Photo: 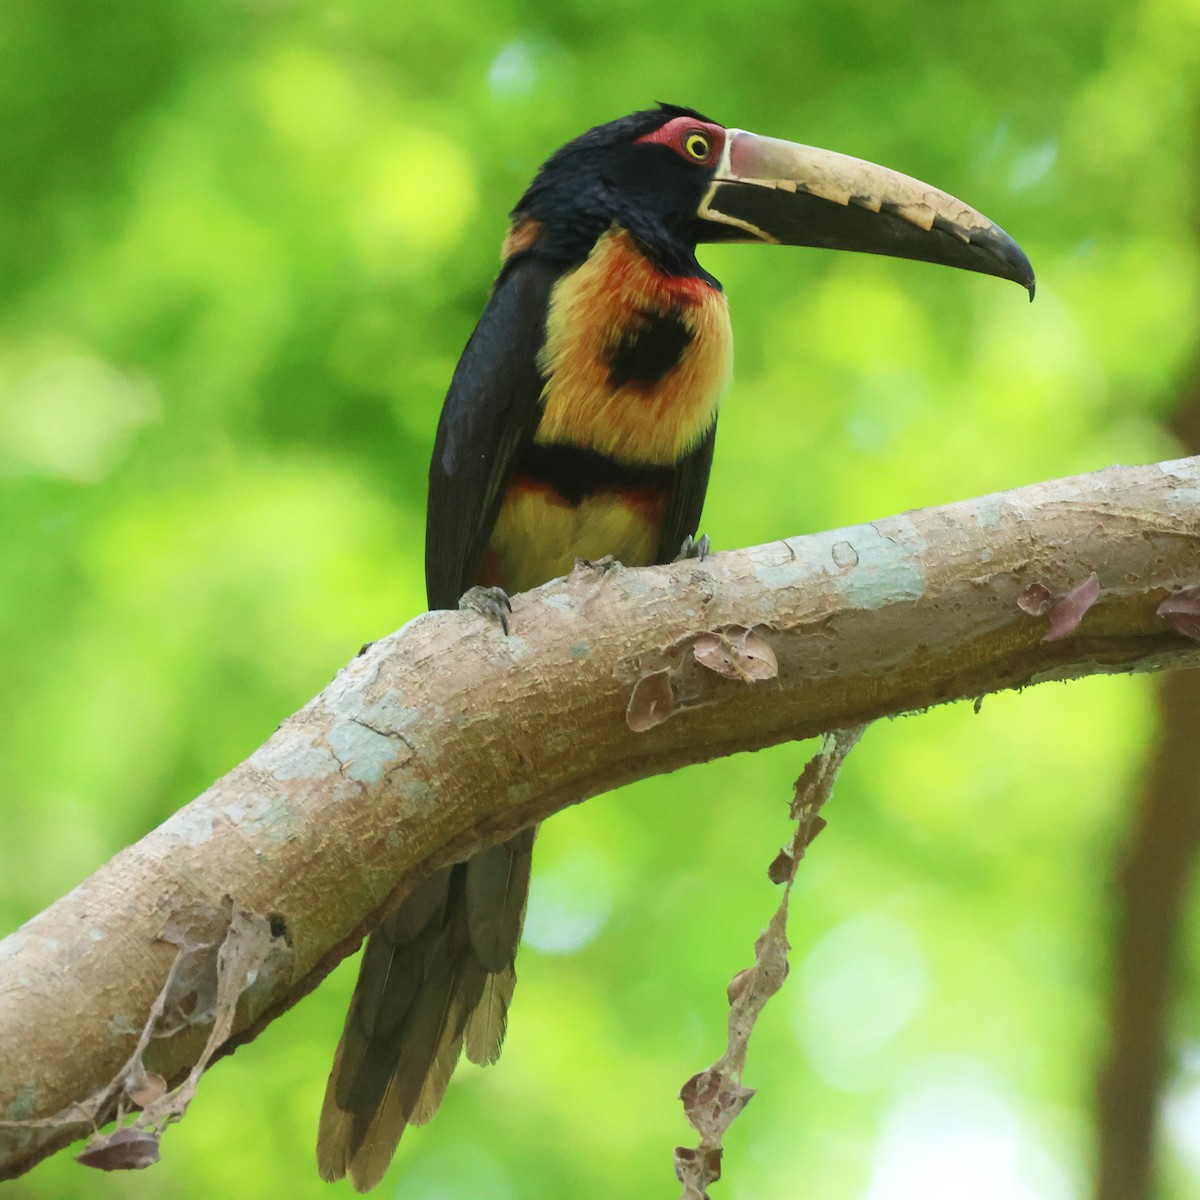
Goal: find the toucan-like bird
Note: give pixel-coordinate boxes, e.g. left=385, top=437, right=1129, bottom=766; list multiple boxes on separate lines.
left=317, top=104, right=1034, bottom=1190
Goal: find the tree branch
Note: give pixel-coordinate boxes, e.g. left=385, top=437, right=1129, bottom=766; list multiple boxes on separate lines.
left=2, top=455, right=1199, bottom=1180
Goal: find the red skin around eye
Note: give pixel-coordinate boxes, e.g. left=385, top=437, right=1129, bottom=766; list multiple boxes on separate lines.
left=634, top=117, right=725, bottom=167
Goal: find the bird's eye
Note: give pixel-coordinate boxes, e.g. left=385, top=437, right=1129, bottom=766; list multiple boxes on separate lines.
left=684, top=132, right=711, bottom=160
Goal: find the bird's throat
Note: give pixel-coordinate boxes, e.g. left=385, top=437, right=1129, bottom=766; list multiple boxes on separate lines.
left=535, top=227, right=731, bottom=466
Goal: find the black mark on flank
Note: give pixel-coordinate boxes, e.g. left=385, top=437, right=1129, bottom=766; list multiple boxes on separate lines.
left=607, top=307, right=693, bottom=388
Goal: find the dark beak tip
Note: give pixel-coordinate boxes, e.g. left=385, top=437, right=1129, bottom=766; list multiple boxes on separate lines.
left=1012, top=261, right=1036, bottom=300
left=975, top=223, right=1035, bottom=299
left=1017, top=264, right=1036, bottom=301
left=1011, top=247, right=1036, bottom=301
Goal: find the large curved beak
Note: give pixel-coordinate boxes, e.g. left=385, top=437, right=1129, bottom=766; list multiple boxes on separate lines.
left=699, top=130, right=1035, bottom=297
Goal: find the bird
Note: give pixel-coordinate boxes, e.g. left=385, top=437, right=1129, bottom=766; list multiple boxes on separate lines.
left=316, top=104, right=1034, bottom=1191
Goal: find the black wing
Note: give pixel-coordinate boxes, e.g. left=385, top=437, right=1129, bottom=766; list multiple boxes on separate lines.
left=655, top=419, right=717, bottom=563
left=425, top=256, right=557, bottom=610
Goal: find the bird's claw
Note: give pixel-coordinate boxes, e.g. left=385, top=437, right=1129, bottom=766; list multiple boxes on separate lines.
left=459, top=586, right=513, bottom=635
left=675, top=534, right=711, bottom=563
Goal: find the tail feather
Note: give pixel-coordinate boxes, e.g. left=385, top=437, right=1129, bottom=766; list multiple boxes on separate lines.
left=411, top=1029, right=466, bottom=1126
left=317, top=831, right=535, bottom=1190
left=333, top=867, right=452, bottom=1115
left=343, top=1076, right=405, bottom=1193
left=465, top=827, right=535, bottom=970
left=316, top=1039, right=354, bottom=1183
left=388, top=923, right=485, bottom=1121
left=465, top=965, right=517, bottom=1066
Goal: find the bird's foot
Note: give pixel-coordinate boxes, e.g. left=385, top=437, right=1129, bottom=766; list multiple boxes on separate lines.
left=459, top=586, right=513, bottom=635
left=675, top=534, right=711, bottom=563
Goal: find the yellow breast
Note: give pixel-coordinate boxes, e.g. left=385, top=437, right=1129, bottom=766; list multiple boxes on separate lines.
left=535, top=229, right=732, bottom=467
left=481, top=481, right=665, bottom=594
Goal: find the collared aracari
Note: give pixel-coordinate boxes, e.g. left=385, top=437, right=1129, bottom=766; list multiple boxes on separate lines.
left=317, top=104, right=1034, bottom=1190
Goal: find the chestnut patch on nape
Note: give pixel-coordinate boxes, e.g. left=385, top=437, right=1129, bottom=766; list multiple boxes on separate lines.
left=501, top=218, right=544, bottom=261
left=607, top=307, right=694, bottom=388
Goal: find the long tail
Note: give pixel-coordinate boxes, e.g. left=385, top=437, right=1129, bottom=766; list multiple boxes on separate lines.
left=317, top=829, right=535, bottom=1192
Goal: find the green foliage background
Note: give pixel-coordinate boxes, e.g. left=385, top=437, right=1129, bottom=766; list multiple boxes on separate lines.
left=2, top=0, right=1198, bottom=1196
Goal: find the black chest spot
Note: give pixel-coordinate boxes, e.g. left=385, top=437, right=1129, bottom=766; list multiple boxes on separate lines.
left=606, top=307, right=693, bottom=389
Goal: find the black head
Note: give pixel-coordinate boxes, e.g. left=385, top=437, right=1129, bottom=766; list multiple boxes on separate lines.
left=512, top=104, right=729, bottom=273
left=510, top=105, right=1035, bottom=295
